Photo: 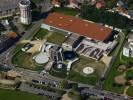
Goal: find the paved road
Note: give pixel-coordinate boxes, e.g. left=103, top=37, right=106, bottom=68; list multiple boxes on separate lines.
left=0, top=19, right=44, bottom=69
left=13, top=67, right=133, bottom=100
left=19, top=83, right=62, bottom=99
left=80, top=87, right=129, bottom=100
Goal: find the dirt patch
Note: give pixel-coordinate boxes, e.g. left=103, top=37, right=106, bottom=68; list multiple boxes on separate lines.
left=117, top=65, right=127, bottom=72
left=61, top=93, right=72, bottom=100
left=114, top=73, right=126, bottom=85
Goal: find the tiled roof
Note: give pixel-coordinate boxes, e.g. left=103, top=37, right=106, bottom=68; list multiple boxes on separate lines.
left=44, top=12, right=113, bottom=41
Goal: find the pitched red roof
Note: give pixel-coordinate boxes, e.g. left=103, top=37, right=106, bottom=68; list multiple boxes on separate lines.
left=44, top=13, right=113, bottom=41
left=7, top=32, right=17, bottom=38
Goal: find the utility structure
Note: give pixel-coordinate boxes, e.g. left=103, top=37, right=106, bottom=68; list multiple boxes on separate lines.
left=19, top=0, right=31, bottom=25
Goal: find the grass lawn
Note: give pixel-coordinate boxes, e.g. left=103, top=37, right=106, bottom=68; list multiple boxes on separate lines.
left=13, top=43, right=25, bottom=54
left=103, top=50, right=126, bottom=93
left=125, top=70, right=133, bottom=80
left=68, top=70, right=97, bottom=85
left=103, top=32, right=126, bottom=94
left=72, top=56, right=106, bottom=75
left=47, top=32, right=66, bottom=45
left=49, top=64, right=67, bottom=78
left=31, top=0, right=43, bottom=3
left=68, top=56, right=104, bottom=85
left=126, top=86, right=133, bottom=97
left=120, top=54, right=133, bottom=64
left=52, top=7, right=79, bottom=16
left=12, top=50, right=44, bottom=71
left=0, top=89, right=45, bottom=100
left=33, top=29, right=49, bottom=40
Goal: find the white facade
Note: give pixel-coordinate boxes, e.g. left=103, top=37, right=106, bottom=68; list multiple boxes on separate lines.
left=123, top=47, right=130, bottom=57
left=19, top=0, right=31, bottom=25
left=123, top=42, right=133, bottom=57
left=41, top=24, right=50, bottom=31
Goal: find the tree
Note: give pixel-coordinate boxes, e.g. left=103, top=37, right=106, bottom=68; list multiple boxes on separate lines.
left=59, top=79, right=68, bottom=89
left=80, top=5, right=132, bottom=29
left=72, top=83, right=78, bottom=91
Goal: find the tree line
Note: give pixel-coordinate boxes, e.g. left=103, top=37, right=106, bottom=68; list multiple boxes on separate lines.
left=80, top=5, right=133, bottom=29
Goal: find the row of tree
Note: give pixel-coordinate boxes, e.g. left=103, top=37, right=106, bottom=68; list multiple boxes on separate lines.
left=80, top=5, right=133, bottom=29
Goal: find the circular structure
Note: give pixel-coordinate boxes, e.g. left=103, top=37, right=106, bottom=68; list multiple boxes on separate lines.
left=83, top=67, right=94, bottom=75
left=19, top=0, right=31, bottom=25
left=34, top=52, right=49, bottom=64
left=63, top=51, right=77, bottom=60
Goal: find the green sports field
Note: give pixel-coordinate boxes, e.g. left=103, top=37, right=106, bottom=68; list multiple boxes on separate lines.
left=0, top=89, right=46, bottom=100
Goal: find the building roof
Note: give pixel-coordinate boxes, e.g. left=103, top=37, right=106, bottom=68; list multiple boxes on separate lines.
left=7, top=32, right=17, bottom=38
left=44, top=13, right=113, bottom=41
left=96, top=1, right=105, bottom=9
left=0, top=0, right=21, bottom=11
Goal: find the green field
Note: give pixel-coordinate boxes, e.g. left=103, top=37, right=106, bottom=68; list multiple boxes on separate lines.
left=47, top=32, right=66, bottom=45
left=67, top=56, right=106, bottom=85
left=0, top=89, right=45, bottom=100
left=33, top=29, right=49, bottom=40
left=103, top=49, right=126, bottom=93
left=12, top=51, right=44, bottom=71
left=49, top=64, right=67, bottom=78
left=120, top=53, right=133, bottom=64
left=127, top=86, right=133, bottom=97
left=126, top=70, right=133, bottom=80
left=103, top=32, right=126, bottom=94
left=53, top=7, right=79, bottom=16
left=31, top=0, right=43, bottom=3
left=13, top=43, right=25, bottom=54
left=68, top=70, right=97, bottom=85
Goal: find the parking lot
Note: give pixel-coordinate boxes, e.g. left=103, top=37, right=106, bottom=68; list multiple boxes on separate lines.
left=75, top=38, right=117, bottom=60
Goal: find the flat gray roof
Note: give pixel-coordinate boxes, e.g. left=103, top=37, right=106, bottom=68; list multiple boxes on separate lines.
left=0, top=0, right=21, bottom=11
left=128, top=33, right=133, bottom=40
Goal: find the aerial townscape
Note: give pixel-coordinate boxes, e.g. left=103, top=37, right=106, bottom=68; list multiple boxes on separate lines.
left=0, top=0, right=133, bottom=100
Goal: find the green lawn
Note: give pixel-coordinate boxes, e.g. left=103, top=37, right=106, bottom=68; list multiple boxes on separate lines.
left=47, top=32, right=66, bottom=45
left=120, top=54, right=133, bottom=64
left=49, top=65, right=67, bottom=78
left=12, top=51, right=35, bottom=69
left=68, top=56, right=101, bottom=85
left=103, top=33, right=126, bottom=93
left=12, top=51, right=44, bottom=71
left=103, top=48, right=126, bottom=93
left=68, top=70, right=97, bottom=85
left=33, top=29, right=49, bottom=40
left=52, top=7, right=79, bottom=16
left=126, top=70, right=133, bottom=80
left=127, top=86, right=133, bottom=97
left=0, top=89, right=45, bottom=100
left=13, top=43, right=25, bottom=54
left=31, top=0, right=43, bottom=3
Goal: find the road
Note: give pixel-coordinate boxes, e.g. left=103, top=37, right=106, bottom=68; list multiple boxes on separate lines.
left=12, top=67, right=133, bottom=100
left=0, top=19, right=44, bottom=69
left=80, top=87, right=129, bottom=100
left=19, top=82, right=62, bottom=99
